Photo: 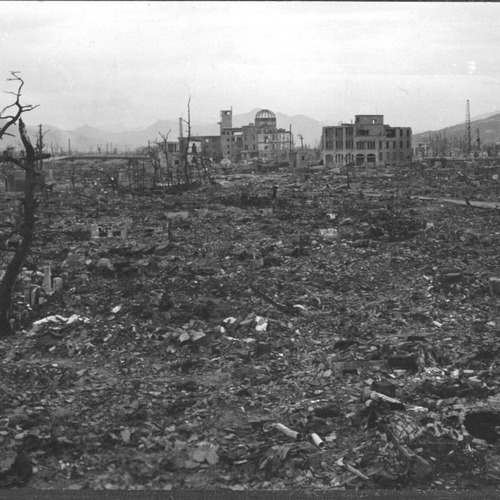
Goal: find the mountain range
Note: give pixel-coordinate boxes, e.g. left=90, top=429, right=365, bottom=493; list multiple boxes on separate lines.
left=0, top=109, right=329, bottom=154
left=412, top=112, right=500, bottom=145
left=1, top=109, right=500, bottom=154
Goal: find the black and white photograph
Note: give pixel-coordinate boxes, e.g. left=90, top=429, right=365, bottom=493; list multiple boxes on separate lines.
left=1, top=1, right=500, bottom=497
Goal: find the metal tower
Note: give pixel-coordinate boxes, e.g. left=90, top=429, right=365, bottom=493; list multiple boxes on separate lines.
left=466, top=100, right=471, bottom=155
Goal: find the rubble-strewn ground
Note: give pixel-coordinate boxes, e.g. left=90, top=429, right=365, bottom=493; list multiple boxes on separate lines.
left=2, top=162, right=500, bottom=492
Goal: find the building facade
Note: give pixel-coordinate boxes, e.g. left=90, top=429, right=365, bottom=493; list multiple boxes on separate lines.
left=197, top=136, right=221, bottom=162
left=178, top=138, right=203, bottom=164
left=241, top=109, right=293, bottom=162
left=219, top=109, right=243, bottom=161
left=293, top=148, right=320, bottom=169
left=321, top=115, right=412, bottom=167
left=219, top=108, right=293, bottom=163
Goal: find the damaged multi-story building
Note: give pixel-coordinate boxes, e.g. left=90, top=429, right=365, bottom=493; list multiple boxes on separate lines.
left=197, top=136, right=222, bottom=162
left=219, top=109, right=243, bottom=161
left=321, top=115, right=412, bottom=167
left=220, top=108, right=294, bottom=163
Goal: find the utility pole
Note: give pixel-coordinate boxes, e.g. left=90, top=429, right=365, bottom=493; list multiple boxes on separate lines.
left=298, top=134, right=304, bottom=150
left=465, top=100, right=471, bottom=155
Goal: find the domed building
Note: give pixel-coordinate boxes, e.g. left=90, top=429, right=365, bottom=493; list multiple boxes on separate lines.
left=255, top=109, right=277, bottom=130
left=219, top=108, right=293, bottom=162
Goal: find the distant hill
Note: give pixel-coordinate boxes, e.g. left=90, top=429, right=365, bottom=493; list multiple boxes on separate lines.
left=413, top=113, right=500, bottom=145
left=175, top=109, right=327, bottom=147
left=0, top=110, right=327, bottom=153
left=3, top=110, right=500, bottom=154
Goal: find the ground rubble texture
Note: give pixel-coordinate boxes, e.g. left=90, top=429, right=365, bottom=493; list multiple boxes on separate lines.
left=3, top=163, right=500, bottom=491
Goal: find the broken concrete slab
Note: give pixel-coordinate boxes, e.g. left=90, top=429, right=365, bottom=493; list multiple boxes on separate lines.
left=90, top=217, right=132, bottom=239
left=166, top=211, right=189, bottom=220
left=332, top=360, right=390, bottom=376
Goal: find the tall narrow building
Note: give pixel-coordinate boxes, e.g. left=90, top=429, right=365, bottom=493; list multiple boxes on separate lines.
left=219, top=109, right=242, bottom=161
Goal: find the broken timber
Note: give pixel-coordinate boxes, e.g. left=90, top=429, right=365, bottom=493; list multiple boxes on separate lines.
left=383, top=424, right=433, bottom=482
left=250, top=285, right=296, bottom=315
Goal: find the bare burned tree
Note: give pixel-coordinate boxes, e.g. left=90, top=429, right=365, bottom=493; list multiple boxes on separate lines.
left=158, top=129, right=172, bottom=186
left=35, top=124, right=48, bottom=166
left=36, top=124, right=56, bottom=196
left=146, top=140, right=162, bottom=187
left=0, top=72, right=49, bottom=335
left=180, top=97, right=192, bottom=186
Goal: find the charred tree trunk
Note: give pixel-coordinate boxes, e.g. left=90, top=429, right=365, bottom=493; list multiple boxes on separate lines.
left=182, top=97, right=192, bottom=186
left=0, top=119, right=38, bottom=335
left=158, top=130, right=171, bottom=186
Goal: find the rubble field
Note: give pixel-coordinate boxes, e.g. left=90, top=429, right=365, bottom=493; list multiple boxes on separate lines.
left=3, top=162, right=500, bottom=492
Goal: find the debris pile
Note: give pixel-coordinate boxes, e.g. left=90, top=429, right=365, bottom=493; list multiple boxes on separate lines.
left=1, top=162, right=500, bottom=490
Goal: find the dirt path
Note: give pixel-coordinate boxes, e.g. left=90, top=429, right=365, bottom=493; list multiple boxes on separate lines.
left=417, top=196, right=500, bottom=209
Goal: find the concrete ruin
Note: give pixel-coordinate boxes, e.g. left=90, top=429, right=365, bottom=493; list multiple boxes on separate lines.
left=90, top=217, right=132, bottom=239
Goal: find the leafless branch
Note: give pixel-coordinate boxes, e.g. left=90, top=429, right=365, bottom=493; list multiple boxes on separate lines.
left=0, top=72, right=39, bottom=140
left=1, top=152, right=26, bottom=170
left=0, top=120, right=49, bottom=171
left=158, top=129, right=171, bottom=143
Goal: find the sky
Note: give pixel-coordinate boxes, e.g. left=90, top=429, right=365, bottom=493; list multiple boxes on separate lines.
left=1, top=1, right=500, bottom=134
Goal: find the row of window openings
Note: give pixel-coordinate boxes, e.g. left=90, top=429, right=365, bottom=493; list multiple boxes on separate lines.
left=328, top=151, right=407, bottom=162
left=326, top=128, right=410, bottom=139
left=325, top=141, right=354, bottom=150
left=228, top=144, right=289, bottom=151
left=358, top=129, right=410, bottom=137
left=360, top=141, right=411, bottom=149
left=229, top=145, right=258, bottom=151
left=225, top=137, right=288, bottom=144
left=326, top=130, right=353, bottom=138
left=224, top=130, right=289, bottom=142
left=326, top=141, right=410, bottom=150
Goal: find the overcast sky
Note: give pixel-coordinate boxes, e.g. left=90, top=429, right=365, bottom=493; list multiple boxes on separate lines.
left=1, top=1, right=499, bottom=133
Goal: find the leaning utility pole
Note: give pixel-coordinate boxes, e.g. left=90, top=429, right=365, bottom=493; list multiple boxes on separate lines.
left=465, top=100, right=471, bottom=155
